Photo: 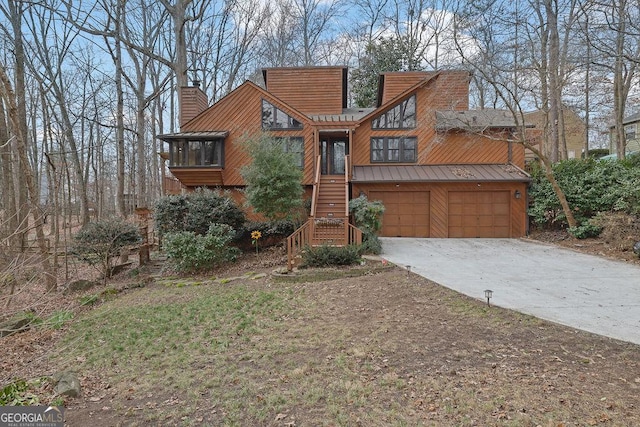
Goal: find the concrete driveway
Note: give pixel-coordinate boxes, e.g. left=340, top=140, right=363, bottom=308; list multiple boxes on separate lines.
left=380, top=238, right=640, bottom=346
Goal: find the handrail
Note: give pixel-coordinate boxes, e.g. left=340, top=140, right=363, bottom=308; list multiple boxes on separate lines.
left=310, top=155, right=322, bottom=217
left=344, top=154, right=350, bottom=217
left=287, top=220, right=312, bottom=270
left=347, top=223, right=363, bottom=246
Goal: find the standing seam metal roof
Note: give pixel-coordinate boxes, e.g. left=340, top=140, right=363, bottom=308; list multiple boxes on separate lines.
left=352, top=164, right=531, bottom=182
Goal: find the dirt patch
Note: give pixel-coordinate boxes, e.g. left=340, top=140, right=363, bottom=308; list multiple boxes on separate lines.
left=528, top=212, right=640, bottom=265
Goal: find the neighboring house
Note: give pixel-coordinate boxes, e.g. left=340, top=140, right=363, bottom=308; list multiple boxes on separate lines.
left=609, top=111, right=640, bottom=158
left=524, top=107, right=587, bottom=162
left=158, top=67, right=530, bottom=265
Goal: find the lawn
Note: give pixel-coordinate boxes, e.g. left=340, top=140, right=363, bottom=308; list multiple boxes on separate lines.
left=39, top=262, right=640, bottom=426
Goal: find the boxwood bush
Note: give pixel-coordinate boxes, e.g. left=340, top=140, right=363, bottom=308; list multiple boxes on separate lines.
left=300, top=244, right=361, bottom=268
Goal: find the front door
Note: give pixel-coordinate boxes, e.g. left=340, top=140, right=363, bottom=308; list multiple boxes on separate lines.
left=321, top=138, right=347, bottom=175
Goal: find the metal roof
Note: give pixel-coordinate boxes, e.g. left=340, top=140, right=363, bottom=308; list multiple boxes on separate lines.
left=310, top=108, right=375, bottom=122
left=352, top=164, right=531, bottom=183
left=157, top=131, right=229, bottom=141
left=435, top=110, right=529, bottom=131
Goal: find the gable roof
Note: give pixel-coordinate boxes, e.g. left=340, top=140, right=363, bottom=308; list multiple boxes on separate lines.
left=181, top=79, right=312, bottom=131
left=357, top=72, right=441, bottom=125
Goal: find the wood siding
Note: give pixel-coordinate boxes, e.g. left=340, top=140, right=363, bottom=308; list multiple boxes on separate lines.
left=354, top=182, right=527, bottom=238
left=264, top=67, right=345, bottom=115
left=179, top=86, right=208, bottom=127
left=181, top=82, right=315, bottom=186
left=170, top=168, right=223, bottom=187
left=380, top=72, right=435, bottom=105
left=352, top=77, right=524, bottom=169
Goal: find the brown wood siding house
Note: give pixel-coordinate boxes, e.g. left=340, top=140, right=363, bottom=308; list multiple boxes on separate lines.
left=159, top=67, right=530, bottom=246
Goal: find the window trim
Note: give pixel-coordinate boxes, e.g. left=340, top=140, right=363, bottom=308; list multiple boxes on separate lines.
left=372, top=95, right=417, bottom=130
left=261, top=99, right=303, bottom=130
left=370, top=136, right=417, bottom=163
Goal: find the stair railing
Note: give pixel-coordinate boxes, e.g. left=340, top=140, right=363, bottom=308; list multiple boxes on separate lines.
left=310, top=155, right=321, bottom=218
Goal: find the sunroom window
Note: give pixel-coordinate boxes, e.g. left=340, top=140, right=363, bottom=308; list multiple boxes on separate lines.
left=169, top=139, right=224, bottom=167
left=372, top=95, right=416, bottom=129
left=262, top=99, right=303, bottom=129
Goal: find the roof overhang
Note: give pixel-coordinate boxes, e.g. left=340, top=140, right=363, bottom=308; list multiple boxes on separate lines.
left=435, top=110, right=533, bottom=132
left=352, top=164, right=531, bottom=183
left=157, top=131, right=229, bottom=141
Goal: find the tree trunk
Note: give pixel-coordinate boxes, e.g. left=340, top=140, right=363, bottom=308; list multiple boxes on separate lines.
left=0, top=64, right=56, bottom=291
left=0, top=100, right=18, bottom=252
left=545, top=0, right=561, bottom=163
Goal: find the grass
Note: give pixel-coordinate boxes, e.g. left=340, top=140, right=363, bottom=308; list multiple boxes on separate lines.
left=47, top=268, right=640, bottom=426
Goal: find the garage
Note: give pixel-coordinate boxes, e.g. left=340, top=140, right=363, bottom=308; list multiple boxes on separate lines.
left=369, top=191, right=430, bottom=237
left=448, top=191, right=510, bottom=238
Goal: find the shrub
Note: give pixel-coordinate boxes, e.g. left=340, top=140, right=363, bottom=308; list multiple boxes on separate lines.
left=349, top=195, right=385, bottom=234
left=568, top=223, right=603, bottom=239
left=163, top=223, right=240, bottom=272
left=73, top=217, right=141, bottom=278
left=528, top=158, right=640, bottom=229
left=240, top=132, right=305, bottom=221
left=154, top=188, right=245, bottom=236
left=358, top=230, right=383, bottom=255
left=300, top=244, right=361, bottom=268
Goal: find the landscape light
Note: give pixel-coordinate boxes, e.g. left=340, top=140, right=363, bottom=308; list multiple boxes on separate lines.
left=484, top=289, right=493, bottom=307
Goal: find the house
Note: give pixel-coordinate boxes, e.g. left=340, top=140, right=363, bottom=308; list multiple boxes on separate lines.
left=158, top=67, right=530, bottom=267
left=609, top=111, right=640, bottom=158
left=524, top=107, right=587, bottom=162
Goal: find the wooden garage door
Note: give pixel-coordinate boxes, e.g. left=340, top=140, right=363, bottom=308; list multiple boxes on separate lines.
left=369, top=191, right=430, bottom=237
left=448, top=191, right=510, bottom=238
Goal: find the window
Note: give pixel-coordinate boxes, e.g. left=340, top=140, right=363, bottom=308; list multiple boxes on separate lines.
left=625, top=124, right=636, bottom=141
left=262, top=99, right=303, bottom=129
left=275, top=136, right=304, bottom=168
left=372, top=95, right=416, bottom=129
left=370, top=137, right=417, bottom=163
left=169, top=139, right=224, bottom=167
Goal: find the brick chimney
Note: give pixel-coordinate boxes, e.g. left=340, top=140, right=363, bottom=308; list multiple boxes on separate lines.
left=179, top=80, right=208, bottom=127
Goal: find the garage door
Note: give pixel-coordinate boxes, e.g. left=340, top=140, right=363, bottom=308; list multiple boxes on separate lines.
left=369, top=191, right=430, bottom=237
left=448, top=191, right=510, bottom=238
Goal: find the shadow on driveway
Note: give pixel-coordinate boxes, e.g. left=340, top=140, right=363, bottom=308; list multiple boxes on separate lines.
left=381, top=238, right=640, bottom=345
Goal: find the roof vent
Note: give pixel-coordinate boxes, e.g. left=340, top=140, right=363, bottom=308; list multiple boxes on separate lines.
left=192, top=79, right=201, bottom=88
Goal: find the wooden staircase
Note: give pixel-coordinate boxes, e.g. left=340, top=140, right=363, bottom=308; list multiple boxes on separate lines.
left=287, top=155, right=363, bottom=270
left=315, top=176, right=346, bottom=219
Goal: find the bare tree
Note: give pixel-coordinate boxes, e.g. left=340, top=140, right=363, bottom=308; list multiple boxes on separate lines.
left=452, top=2, right=578, bottom=228
left=23, top=1, right=92, bottom=225
left=0, top=63, right=56, bottom=291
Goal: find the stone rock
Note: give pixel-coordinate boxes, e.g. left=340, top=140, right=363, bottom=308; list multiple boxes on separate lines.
left=64, top=279, right=100, bottom=295
left=0, top=313, right=32, bottom=338
left=634, top=241, right=640, bottom=257
left=53, top=371, right=81, bottom=397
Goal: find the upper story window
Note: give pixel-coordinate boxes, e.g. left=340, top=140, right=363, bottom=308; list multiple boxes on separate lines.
left=371, top=137, right=417, bottom=163
left=372, top=95, right=416, bottom=129
left=275, top=136, right=304, bottom=168
left=169, top=139, right=224, bottom=167
left=262, top=99, right=303, bottom=129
